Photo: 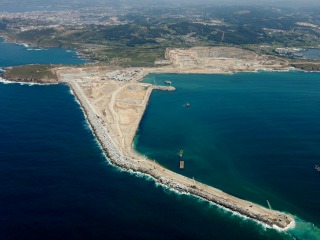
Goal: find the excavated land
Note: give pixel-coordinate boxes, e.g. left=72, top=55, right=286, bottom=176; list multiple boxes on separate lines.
left=150, top=46, right=291, bottom=73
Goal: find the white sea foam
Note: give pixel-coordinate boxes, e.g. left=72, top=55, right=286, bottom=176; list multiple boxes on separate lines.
left=68, top=87, right=75, bottom=96
left=69, top=89, right=94, bottom=131
left=188, top=190, right=283, bottom=231
left=0, top=77, right=12, bottom=84
left=81, top=131, right=297, bottom=233
left=68, top=86, right=109, bottom=164
left=106, top=153, right=297, bottom=232
left=134, top=169, right=284, bottom=232
left=0, top=77, right=58, bottom=86
left=287, top=216, right=320, bottom=240
left=100, top=151, right=296, bottom=232
left=15, top=42, right=29, bottom=47
left=27, top=48, right=47, bottom=51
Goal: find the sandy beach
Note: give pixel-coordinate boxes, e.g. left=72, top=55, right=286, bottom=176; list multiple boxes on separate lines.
left=54, top=47, right=296, bottom=229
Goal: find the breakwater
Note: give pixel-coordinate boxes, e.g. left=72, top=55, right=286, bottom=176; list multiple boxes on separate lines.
left=65, top=79, right=295, bottom=230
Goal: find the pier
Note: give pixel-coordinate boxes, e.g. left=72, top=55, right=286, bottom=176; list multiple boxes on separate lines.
left=62, top=73, right=295, bottom=230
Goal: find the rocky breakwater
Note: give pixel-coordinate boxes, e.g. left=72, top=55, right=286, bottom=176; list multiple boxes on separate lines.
left=153, top=173, right=294, bottom=229
left=153, top=85, right=176, bottom=91
left=66, top=80, right=141, bottom=170
left=66, top=79, right=295, bottom=230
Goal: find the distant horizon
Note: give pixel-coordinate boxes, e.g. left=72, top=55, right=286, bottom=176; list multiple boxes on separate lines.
left=0, top=0, right=319, bottom=11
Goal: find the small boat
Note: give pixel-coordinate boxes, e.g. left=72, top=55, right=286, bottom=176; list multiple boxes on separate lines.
left=164, top=80, right=172, bottom=84
left=315, top=165, right=320, bottom=172
left=179, top=149, right=183, bottom=157
left=185, top=103, right=191, bottom=107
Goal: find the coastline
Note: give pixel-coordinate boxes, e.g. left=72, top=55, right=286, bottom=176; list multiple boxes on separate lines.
left=0, top=35, right=30, bottom=47
left=0, top=76, right=59, bottom=86
left=0, top=36, right=93, bottom=64
left=63, top=77, right=295, bottom=230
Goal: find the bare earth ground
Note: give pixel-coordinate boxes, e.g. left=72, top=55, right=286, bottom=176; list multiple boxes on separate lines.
left=55, top=47, right=295, bottom=229
left=151, top=47, right=291, bottom=73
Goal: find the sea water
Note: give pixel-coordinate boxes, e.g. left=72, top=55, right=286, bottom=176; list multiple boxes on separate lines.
left=0, top=83, right=296, bottom=240
left=0, top=37, right=86, bottom=67
left=136, top=72, right=320, bottom=239
left=0, top=39, right=319, bottom=239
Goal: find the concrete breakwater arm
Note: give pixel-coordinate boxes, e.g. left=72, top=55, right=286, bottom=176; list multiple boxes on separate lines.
left=65, top=79, right=294, bottom=230
left=152, top=85, right=176, bottom=91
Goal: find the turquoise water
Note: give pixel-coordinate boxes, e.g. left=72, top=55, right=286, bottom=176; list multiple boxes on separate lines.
left=136, top=72, right=320, bottom=239
left=0, top=37, right=319, bottom=239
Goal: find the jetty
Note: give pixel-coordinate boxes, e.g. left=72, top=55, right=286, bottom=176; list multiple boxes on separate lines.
left=153, top=85, right=175, bottom=91
left=55, top=65, right=295, bottom=230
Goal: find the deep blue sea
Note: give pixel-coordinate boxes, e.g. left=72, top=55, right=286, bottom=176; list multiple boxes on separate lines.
left=0, top=39, right=319, bottom=240
left=0, top=38, right=86, bottom=68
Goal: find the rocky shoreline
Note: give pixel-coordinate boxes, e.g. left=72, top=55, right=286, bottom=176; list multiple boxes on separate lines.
left=0, top=65, right=59, bottom=84
left=0, top=74, right=57, bottom=84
